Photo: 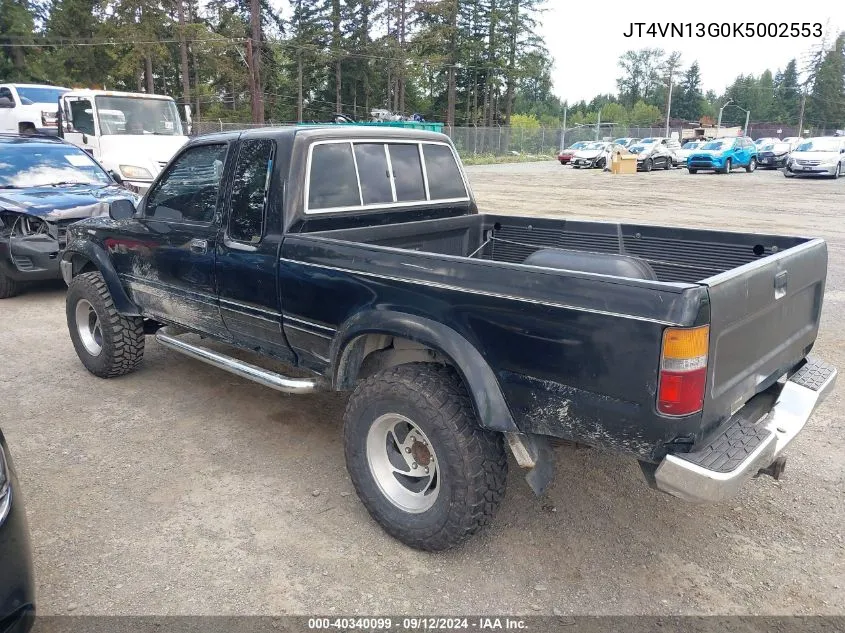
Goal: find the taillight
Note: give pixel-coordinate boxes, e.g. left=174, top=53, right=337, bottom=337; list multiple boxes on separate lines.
left=657, top=325, right=709, bottom=416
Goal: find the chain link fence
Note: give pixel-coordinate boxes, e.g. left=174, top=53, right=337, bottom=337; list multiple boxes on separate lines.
left=191, top=120, right=844, bottom=158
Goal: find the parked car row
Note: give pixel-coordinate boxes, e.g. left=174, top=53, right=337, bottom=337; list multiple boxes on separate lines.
left=560, top=134, right=845, bottom=179
left=559, top=137, right=683, bottom=172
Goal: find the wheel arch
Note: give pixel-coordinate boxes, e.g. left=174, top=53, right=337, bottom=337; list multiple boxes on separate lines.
left=62, top=244, right=141, bottom=316
left=332, top=310, right=519, bottom=433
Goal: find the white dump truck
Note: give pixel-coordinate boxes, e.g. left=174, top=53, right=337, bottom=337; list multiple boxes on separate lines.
left=58, top=89, right=191, bottom=193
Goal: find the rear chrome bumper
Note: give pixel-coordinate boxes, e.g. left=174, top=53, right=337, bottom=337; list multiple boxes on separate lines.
left=655, top=358, right=837, bottom=503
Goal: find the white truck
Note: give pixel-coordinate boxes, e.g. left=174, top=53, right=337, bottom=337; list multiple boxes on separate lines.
left=57, top=89, right=191, bottom=193
left=0, top=83, right=69, bottom=134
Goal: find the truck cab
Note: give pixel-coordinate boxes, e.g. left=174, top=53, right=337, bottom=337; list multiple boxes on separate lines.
left=0, top=84, right=69, bottom=135
left=58, top=90, right=190, bottom=193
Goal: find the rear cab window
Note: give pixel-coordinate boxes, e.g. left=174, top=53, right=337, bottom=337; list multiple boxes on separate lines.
left=306, top=139, right=468, bottom=213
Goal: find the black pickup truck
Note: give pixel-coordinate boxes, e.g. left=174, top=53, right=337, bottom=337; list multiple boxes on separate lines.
left=60, top=127, right=836, bottom=551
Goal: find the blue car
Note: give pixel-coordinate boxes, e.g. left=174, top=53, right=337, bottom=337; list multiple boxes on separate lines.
left=687, top=136, right=758, bottom=174
left=0, top=134, right=138, bottom=298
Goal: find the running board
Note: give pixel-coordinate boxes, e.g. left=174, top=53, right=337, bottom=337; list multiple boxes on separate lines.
left=154, top=327, right=323, bottom=395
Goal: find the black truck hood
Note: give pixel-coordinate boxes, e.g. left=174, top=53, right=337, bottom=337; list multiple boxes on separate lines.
left=0, top=185, right=138, bottom=221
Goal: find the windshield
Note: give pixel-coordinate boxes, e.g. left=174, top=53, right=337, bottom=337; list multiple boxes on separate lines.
left=612, top=138, right=629, bottom=145
left=795, top=138, right=841, bottom=153
left=568, top=142, right=587, bottom=150
left=15, top=86, right=68, bottom=105
left=682, top=141, right=700, bottom=149
left=702, top=140, right=731, bottom=151
left=0, top=143, right=110, bottom=188
left=629, top=145, right=647, bottom=154
left=640, top=138, right=657, bottom=144
left=95, top=96, right=184, bottom=136
left=583, top=142, right=606, bottom=150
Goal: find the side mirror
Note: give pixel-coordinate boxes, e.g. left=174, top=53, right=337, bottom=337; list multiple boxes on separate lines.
left=81, top=133, right=88, bottom=144
left=108, top=169, right=123, bottom=184
left=109, top=198, right=136, bottom=221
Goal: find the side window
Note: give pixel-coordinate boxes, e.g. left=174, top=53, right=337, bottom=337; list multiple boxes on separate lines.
left=146, top=144, right=227, bottom=223
left=68, top=99, right=95, bottom=135
left=228, top=139, right=274, bottom=243
left=423, top=144, right=467, bottom=200
left=354, top=144, right=392, bottom=205
left=388, top=144, right=426, bottom=202
left=0, top=87, right=14, bottom=105
left=308, top=143, right=360, bottom=210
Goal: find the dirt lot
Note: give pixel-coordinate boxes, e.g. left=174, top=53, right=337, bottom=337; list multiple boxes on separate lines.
left=2, top=163, right=844, bottom=616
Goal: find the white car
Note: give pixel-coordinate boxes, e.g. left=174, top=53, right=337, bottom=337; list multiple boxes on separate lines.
left=784, top=137, right=845, bottom=178
left=676, top=140, right=704, bottom=166
left=0, top=83, right=69, bottom=135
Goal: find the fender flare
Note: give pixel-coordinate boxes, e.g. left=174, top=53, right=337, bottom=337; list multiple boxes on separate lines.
left=62, top=243, right=141, bottom=316
left=332, top=310, right=519, bottom=433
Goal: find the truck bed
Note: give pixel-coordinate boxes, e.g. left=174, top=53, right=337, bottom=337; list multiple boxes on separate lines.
left=286, top=213, right=825, bottom=460
left=305, top=213, right=810, bottom=284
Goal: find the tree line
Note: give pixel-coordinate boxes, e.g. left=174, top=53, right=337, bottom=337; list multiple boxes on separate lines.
left=0, top=0, right=565, bottom=126
left=1, top=0, right=843, bottom=132
left=565, top=34, right=845, bottom=132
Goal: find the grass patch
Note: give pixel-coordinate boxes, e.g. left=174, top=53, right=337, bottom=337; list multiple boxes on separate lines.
left=460, top=153, right=555, bottom=165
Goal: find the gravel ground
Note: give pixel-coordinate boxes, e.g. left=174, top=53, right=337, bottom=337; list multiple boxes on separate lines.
left=1, top=162, right=843, bottom=616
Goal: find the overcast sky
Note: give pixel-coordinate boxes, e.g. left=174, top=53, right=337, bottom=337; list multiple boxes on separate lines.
left=539, top=0, right=845, bottom=103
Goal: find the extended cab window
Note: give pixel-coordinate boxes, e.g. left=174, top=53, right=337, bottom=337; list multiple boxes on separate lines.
left=354, top=144, right=392, bottom=205
left=145, top=143, right=227, bottom=223
left=228, top=139, right=274, bottom=243
left=308, top=143, right=360, bottom=210
left=388, top=144, right=426, bottom=202
left=423, top=144, right=467, bottom=200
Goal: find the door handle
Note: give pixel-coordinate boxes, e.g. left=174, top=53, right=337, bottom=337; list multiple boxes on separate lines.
left=189, top=238, right=208, bottom=254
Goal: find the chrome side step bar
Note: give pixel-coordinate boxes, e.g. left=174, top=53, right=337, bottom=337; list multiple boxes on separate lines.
left=154, top=327, right=322, bottom=395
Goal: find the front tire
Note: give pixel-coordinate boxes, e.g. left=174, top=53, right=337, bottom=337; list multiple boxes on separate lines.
left=746, top=157, right=757, bottom=173
left=663, top=157, right=671, bottom=170
left=0, top=271, right=22, bottom=299
left=720, top=158, right=732, bottom=174
left=66, top=271, right=145, bottom=378
left=833, top=163, right=841, bottom=179
left=688, top=168, right=698, bottom=174
left=344, top=363, right=508, bottom=551
left=643, top=158, right=653, bottom=172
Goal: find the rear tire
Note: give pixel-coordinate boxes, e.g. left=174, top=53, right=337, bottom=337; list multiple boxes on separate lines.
left=0, top=271, right=22, bottom=299
left=663, top=157, right=671, bottom=170
left=66, top=271, right=145, bottom=378
left=344, top=363, right=508, bottom=551
left=688, top=168, right=698, bottom=174
left=833, top=163, right=841, bottom=179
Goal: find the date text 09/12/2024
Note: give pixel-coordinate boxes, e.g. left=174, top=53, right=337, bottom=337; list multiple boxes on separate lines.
left=307, top=617, right=529, bottom=630
left=623, top=22, right=823, bottom=38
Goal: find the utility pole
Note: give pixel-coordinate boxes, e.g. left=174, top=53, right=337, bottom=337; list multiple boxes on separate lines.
left=716, top=99, right=731, bottom=137
left=596, top=108, right=601, bottom=141
left=664, top=75, right=673, bottom=137
left=797, top=91, right=807, bottom=136
left=743, top=109, right=750, bottom=137
left=560, top=106, right=567, bottom=151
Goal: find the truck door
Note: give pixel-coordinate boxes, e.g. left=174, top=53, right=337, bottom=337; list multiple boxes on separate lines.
left=0, top=87, right=16, bottom=132
left=60, top=95, right=100, bottom=158
left=117, top=141, right=230, bottom=337
left=216, top=137, right=294, bottom=363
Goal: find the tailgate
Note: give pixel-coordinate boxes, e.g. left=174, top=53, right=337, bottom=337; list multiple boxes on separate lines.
left=702, top=239, right=827, bottom=423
